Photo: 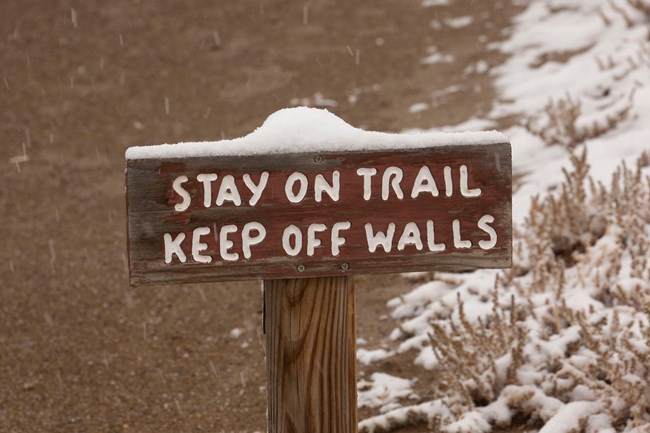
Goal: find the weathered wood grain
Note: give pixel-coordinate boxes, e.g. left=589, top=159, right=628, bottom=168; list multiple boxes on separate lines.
left=126, top=143, right=512, bottom=285
left=264, top=276, right=356, bottom=433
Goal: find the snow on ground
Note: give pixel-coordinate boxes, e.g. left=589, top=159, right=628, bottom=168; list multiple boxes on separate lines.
left=422, top=0, right=451, bottom=7
left=358, top=348, right=396, bottom=366
left=421, top=47, right=455, bottom=65
left=360, top=0, right=650, bottom=432
left=409, top=102, right=430, bottom=114
left=491, top=0, right=650, bottom=221
left=358, top=373, right=418, bottom=413
left=444, top=16, right=474, bottom=29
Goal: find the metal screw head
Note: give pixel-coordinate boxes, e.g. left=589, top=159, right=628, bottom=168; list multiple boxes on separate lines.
left=340, top=262, right=349, bottom=271
left=314, top=155, right=323, bottom=163
left=297, top=264, right=306, bottom=272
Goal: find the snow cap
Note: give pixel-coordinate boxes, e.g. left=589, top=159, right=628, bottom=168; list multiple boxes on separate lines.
left=125, top=107, right=508, bottom=159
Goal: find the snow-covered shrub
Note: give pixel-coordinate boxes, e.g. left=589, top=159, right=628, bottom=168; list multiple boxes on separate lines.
left=523, top=150, right=604, bottom=267
left=360, top=152, right=650, bottom=433
left=427, top=290, right=527, bottom=411
left=523, top=94, right=632, bottom=150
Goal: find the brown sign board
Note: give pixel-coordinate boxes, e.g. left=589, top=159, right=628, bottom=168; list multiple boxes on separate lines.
left=126, top=143, right=511, bottom=286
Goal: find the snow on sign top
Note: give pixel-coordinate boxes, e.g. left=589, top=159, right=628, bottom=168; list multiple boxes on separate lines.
left=125, top=107, right=508, bottom=159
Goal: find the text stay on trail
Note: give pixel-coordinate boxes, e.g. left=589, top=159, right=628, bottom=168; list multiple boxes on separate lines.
left=126, top=143, right=511, bottom=286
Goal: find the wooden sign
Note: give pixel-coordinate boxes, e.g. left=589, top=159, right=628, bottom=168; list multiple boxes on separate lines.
left=126, top=143, right=511, bottom=286
left=125, top=115, right=512, bottom=433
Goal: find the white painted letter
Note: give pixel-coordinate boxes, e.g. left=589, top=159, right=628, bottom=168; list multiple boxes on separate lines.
left=365, top=223, right=396, bottom=253
left=382, top=167, right=404, bottom=200
left=243, top=172, right=269, bottom=206
left=307, top=223, right=327, bottom=256
left=242, top=222, right=266, bottom=259
left=282, top=225, right=302, bottom=256
left=356, top=168, right=377, bottom=200
left=331, top=222, right=351, bottom=256
left=172, top=175, right=191, bottom=212
left=452, top=219, right=472, bottom=248
left=478, top=215, right=497, bottom=250
left=219, top=224, right=239, bottom=261
left=216, top=175, right=242, bottom=206
left=192, top=227, right=212, bottom=263
left=444, top=166, right=453, bottom=197
left=398, top=222, right=424, bottom=251
left=411, top=166, right=439, bottom=198
left=197, top=173, right=218, bottom=208
left=164, top=232, right=187, bottom=263
left=285, top=172, right=308, bottom=203
left=315, top=171, right=340, bottom=202
left=460, top=165, right=481, bottom=197
left=426, top=220, right=446, bottom=252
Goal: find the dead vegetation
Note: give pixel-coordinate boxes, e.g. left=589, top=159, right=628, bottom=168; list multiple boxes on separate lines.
left=428, top=289, right=527, bottom=414
left=522, top=94, right=632, bottom=150
left=360, top=1, right=650, bottom=430
left=435, top=151, right=650, bottom=431
left=575, top=307, right=650, bottom=430
left=365, top=151, right=650, bottom=432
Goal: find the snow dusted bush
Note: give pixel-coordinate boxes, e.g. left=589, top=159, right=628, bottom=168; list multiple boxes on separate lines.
left=427, top=289, right=527, bottom=412
left=359, top=0, right=650, bottom=431
left=360, top=152, right=650, bottom=433
left=523, top=94, right=632, bottom=150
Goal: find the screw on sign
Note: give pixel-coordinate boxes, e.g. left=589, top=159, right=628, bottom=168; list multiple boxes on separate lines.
left=125, top=108, right=512, bottom=433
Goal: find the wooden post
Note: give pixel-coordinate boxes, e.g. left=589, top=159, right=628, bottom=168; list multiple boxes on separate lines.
left=264, top=276, right=357, bottom=433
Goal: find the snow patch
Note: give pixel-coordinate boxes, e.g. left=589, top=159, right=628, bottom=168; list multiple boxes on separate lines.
left=422, top=0, right=450, bottom=7
left=358, top=373, right=416, bottom=413
left=445, top=16, right=474, bottom=29
left=357, top=348, right=394, bottom=365
left=409, top=102, right=429, bottom=114
left=421, top=48, right=454, bottom=64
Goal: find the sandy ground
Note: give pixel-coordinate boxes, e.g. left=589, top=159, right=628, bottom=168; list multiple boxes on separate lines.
left=1, top=1, right=517, bottom=431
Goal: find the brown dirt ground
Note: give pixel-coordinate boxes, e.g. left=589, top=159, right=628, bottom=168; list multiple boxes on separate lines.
left=1, top=0, right=519, bottom=431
